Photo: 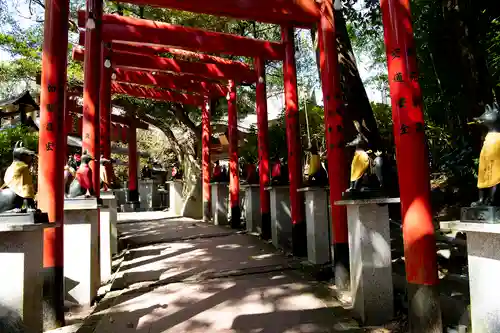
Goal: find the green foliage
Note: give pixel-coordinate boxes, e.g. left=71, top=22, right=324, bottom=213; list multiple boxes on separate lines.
left=0, top=125, right=38, bottom=172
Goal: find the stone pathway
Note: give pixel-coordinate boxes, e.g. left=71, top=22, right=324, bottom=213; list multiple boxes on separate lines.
left=66, top=212, right=376, bottom=333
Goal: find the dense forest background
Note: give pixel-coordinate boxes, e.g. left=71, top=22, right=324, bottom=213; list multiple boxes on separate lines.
left=1, top=0, right=499, bottom=217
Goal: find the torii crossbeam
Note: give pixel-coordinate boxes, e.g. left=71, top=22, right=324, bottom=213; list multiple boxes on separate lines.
left=72, top=47, right=257, bottom=84
left=77, top=12, right=284, bottom=60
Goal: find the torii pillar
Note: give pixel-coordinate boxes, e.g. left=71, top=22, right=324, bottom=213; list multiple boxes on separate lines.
left=381, top=0, right=441, bottom=331
left=255, top=57, right=271, bottom=240
left=100, top=43, right=112, bottom=172
left=39, top=0, right=69, bottom=328
left=281, top=25, right=306, bottom=256
left=202, top=97, right=211, bottom=222
left=228, top=80, right=241, bottom=228
left=82, top=0, right=102, bottom=196
left=318, top=0, right=350, bottom=289
left=128, top=123, right=139, bottom=203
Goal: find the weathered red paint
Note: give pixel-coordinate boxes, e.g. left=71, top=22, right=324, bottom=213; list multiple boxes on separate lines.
left=82, top=0, right=102, bottom=196
left=381, top=0, right=438, bottom=286
left=72, top=47, right=256, bottom=84
left=79, top=30, right=253, bottom=69
left=202, top=97, right=211, bottom=208
left=111, top=82, right=204, bottom=105
left=111, top=124, right=120, bottom=142
left=76, top=12, right=285, bottom=60
left=227, top=80, right=239, bottom=212
left=100, top=44, right=112, bottom=159
left=255, top=58, right=270, bottom=217
left=68, top=106, right=149, bottom=130
left=318, top=2, right=348, bottom=245
left=281, top=26, right=304, bottom=227
left=113, top=69, right=227, bottom=98
left=107, top=0, right=319, bottom=26
left=40, top=0, right=69, bottom=272
left=40, top=0, right=69, bottom=326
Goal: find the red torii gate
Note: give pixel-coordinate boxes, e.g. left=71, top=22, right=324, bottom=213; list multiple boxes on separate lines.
left=73, top=40, right=252, bottom=229
left=40, top=1, right=440, bottom=331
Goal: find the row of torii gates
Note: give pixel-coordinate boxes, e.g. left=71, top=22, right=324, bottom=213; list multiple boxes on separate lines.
left=39, top=0, right=440, bottom=331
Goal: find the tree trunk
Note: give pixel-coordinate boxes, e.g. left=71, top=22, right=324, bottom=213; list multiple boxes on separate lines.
left=311, top=9, right=382, bottom=149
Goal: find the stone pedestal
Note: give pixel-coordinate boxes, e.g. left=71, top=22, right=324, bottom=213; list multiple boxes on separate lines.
left=298, top=187, right=330, bottom=265
left=113, top=189, right=127, bottom=210
left=266, top=186, right=292, bottom=252
left=335, top=197, right=399, bottom=325
left=167, top=181, right=183, bottom=216
left=99, top=192, right=118, bottom=283
left=63, top=198, right=99, bottom=305
left=242, top=184, right=260, bottom=234
left=440, top=220, right=500, bottom=333
left=211, top=182, right=229, bottom=226
left=139, top=179, right=161, bottom=211
left=0, top=216, right=55, bottom=333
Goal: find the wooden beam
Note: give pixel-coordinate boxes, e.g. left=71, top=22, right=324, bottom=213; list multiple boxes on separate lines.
left=77, top=12, right=285, bottom=60
left=79, top=30, right=252, bottom=69
left=113, top=69, right=227, bottom=98
left=73, top=47, right=257, bottom=83
left=111, top=82, right=204, bottom=106
left=69, top=106, right=149, bottom=129
left=105, top=0, right=319, bottom=26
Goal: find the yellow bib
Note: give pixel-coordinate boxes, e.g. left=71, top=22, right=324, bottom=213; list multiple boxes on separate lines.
left=478, top=132, right=500, bottom=189
left=3, top=161, right=35, bottom=198
left=309, top=154, right=321, bottom=175
left=350, top=150, right=370, bottom=182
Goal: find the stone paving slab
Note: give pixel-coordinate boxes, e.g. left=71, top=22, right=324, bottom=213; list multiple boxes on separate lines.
left=111, top=232, right=294, bottom=290
left=83, top=272, right=364, bottom=333
left=118, top=216, right=241, bottom=246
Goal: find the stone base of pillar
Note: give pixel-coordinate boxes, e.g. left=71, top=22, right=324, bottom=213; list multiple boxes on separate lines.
left=242, top=185, right=261, bottom=234
left=440, top=220, right=500, bottom=333
left=101, top=192, right=118, bottom=255
left=211, top=183, right=229, bottom=226
left=63, top=198, right=100, bottom=306
left=203, top=200, right=211, bottom=222
left=266, top=186, right=292, bottom=253
left=139, top=180, right=162, bottom=211
left=336, top=197, right=399, bottom=325
left=0, top=217, right=56, bottom=333
left=167, top=181, right=183, bottom=216
left=299, top=187, right=330, bottom=264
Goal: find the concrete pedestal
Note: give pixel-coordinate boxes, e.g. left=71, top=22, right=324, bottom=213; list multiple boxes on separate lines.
left=266, top=186, right=292, bottom=252
left=298, top=187, right=330, bottom=265
left=113, top=189, right=127, bottom=211
left=335, top=197, right=399, bottom=325
left=139, top=179, right=162, bottom=211
left=0, top=216, right=55, bottom=333
left=167, top=181, right=183, bottom=216
left=242, top=184, right=260, bottom=234
left=63, top=198, right=99, bottom=305
left=99, top=192, right=118, bottom=283
left=211, top=182, right=229, bottom=226
left=440, top=220, right=500, bottom=333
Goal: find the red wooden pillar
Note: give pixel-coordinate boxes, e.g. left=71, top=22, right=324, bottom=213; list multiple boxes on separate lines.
left=281, top=25, right=306, bottom=256
left=82, top=0, right=102, bottom=197
left=318, top=1, right=350, bottom=289
left=202, top=97, right=211, bottom=222
left=380, top=0, right=441, bottom=331
left=128, top=124, right=139, bottom=202
left=39, top=0, right=69, bottom=328
left=100, top=43, right=112, bottom=190
left=255, top=57, right=271, bottom=240
left=228, top=80, right=241, bottom=228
